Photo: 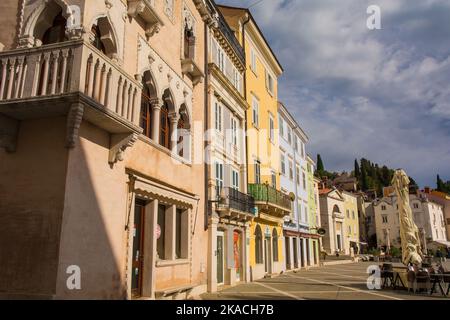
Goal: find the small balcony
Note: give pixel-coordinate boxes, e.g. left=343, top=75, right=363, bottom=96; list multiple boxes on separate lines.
left=0, top=39, right=142, bottom=161
left=248, top=184, right=292, bottom=218
left=216, top=187, right=256, bottom=221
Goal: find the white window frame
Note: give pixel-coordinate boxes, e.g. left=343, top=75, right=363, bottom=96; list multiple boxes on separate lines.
left=302, top=171, right=306, bottom=190
left=232, top=169, right=239, bottom=191
left=215, top=161, right=224, bottom=191
left=269, top=115, right=274, bottom=142
left=287, top=127, right=292, bottom=144
left=280, top=152, right=286, bottom=175
left=250, top=48, right=257, bottom=75
left=252, top=96, right=259, bottom=127
left=271, top=170, right=277, bottom=188
left=279, top=115, right=284, bottom=138
left=231, top=117, right=238, bottom=146
left=266, top=70, right=274, bottom=95
left=289, top=159, right=294, bottom=181
left=255, top=160, right=261, bottom=184
left=215, top=101, right=222, bottom=132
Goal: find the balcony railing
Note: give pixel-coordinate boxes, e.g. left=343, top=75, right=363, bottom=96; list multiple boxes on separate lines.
left=248, top=184, right=292, bottom=212
left=0, top=40, right=141, bottom=127
left=216, top=187, right=255, bottom=215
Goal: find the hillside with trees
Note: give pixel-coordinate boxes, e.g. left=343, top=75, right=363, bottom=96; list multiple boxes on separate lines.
left=315, top=155, right=418, bottom=196
left=436, top=175, right=450, bottom=195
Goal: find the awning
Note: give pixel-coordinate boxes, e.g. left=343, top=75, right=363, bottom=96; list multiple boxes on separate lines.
left=429, top=240, right=450, bottom=248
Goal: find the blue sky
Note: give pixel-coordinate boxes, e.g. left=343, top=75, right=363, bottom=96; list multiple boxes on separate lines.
left=217, top=0, right=450, bottom=188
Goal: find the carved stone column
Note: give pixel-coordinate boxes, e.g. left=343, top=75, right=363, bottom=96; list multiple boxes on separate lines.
left=169, top=112, right=179, bottom=153
left=150, top=98, right=162, bottom=143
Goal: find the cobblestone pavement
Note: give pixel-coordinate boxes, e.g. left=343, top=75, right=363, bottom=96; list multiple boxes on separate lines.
left=200, top=262, right=449, bottom=300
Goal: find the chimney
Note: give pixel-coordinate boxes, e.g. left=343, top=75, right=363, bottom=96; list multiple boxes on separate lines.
left=424, top=186, right=431, bottom=194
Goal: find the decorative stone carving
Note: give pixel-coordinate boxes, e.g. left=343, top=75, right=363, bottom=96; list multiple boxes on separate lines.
left=164, top=0, right=174, bottom=20
left=148, top=53, right=155, bottom=65
left=183, top=5, right=196, bottom=32
left=66, top=103, right=84, bottom=149
left=145, top=24, right=160, bottom=38
left=105, top=0, right=113, bottom=9
left=109, top=133, right=138, bottom=164
left=127, top=0, right=163, bottom=39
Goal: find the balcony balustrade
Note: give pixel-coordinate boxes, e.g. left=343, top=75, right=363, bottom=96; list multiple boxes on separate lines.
left=0, top=39, right=143, bottom=162
left=248, top=183, right=292, bottom=217
left=0, top=39, right=142, bottom=132
left=215, top=187, right=256, bottom=219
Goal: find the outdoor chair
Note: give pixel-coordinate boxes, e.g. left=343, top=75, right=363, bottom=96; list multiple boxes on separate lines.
left=408, top=270, right=431, bottom=294
left=381, top=263, right=394, bottom=288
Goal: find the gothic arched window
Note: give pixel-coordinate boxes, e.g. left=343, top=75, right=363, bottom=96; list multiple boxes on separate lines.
left=91, top=24, right=107, bottom=54
left=140, top=86, right=152, bottom=138
left=160, top=101, right=171, bottom=149
left=42, top=10, right=68, bottom=45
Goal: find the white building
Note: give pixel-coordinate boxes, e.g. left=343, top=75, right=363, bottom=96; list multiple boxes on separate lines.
left=205, top=2, right=253, bottom=293
left=373, top=193, right=447, bottom=250
left=278, top=102, right=314, bottom=270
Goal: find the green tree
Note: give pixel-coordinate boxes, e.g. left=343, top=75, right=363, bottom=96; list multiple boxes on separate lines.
left=317, top=154, right=325, bottom=174
left=360, top=164, right=369, bottom=191
left=437, top=174, right=445, bottom=192
left=354, top=159, right=360, bottom=178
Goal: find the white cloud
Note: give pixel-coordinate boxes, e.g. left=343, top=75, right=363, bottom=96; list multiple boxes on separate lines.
left=217, top=0, right=450, bottom=186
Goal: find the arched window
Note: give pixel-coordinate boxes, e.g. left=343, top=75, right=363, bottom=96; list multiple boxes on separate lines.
left=177, top=104, right=190, bottom=158
left=91, top=24, right=106, bottom=54
left=255, top=225, right=263, bottom=264
left=140, top=86, right=152, bottom=138
left=183, top=20, right=195, bottom=59
left=42, top=10, right=68, bottom=45
left=333, top=205, right=341, bottom=214
left=160, top=100, right=170, bottom=149
left=272, top=229, right=279, bottom=262
left=89, top=17, right=118, bottom=59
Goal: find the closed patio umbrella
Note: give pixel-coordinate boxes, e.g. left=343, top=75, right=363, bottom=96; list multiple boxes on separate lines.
left=392, top=170, right=422, bottom=266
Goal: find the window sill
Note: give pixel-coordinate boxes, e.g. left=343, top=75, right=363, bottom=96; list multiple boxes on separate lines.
left=156, top=259, right=190, bottom=267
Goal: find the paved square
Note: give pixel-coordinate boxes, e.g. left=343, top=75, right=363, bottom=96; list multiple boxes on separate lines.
left=200, top=262, right=449, bottom=300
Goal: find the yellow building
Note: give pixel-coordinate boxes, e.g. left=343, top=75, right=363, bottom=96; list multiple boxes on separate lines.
left=219, top=5, right=290, bottom=280
left=342, top=191, right=360, bottom=255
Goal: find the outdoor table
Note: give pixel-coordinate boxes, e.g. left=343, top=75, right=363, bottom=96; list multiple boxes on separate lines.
left=392, top=265, right=408, bottom=290
left=393, top=271, right=406, bottom=290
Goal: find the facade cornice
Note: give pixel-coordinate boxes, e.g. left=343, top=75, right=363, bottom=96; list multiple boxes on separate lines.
left=209, top=63, right=249, bottom=111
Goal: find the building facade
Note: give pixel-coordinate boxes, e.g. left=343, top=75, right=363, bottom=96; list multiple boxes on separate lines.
left=219, top=5, right=290, bottom=280
left=278, top=102, right=315, bottom=271
left=373, top=193, right=447, bottom=251
left=307, top=156, right=321, bottom=265
left=0, top=0, right=212, bottom=299
left=204, top=1, right=254, bottom=292
left=423, top=188, right=450, bottom=241
left=342, top=191, right=360, bottom=255
left=319, top=188, right=346, bottom=255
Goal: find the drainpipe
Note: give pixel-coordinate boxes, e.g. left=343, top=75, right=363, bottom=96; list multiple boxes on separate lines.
left=242, top=13, right=250, bottom=191
left=204, top=21, right=210, bottom=232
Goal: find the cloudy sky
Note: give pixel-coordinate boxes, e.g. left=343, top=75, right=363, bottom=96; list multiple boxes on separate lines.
left=217, top=0, right=450, bottom=188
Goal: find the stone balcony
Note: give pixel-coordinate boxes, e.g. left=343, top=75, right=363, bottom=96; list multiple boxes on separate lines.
left=0, top=39, right=143, bottom=162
